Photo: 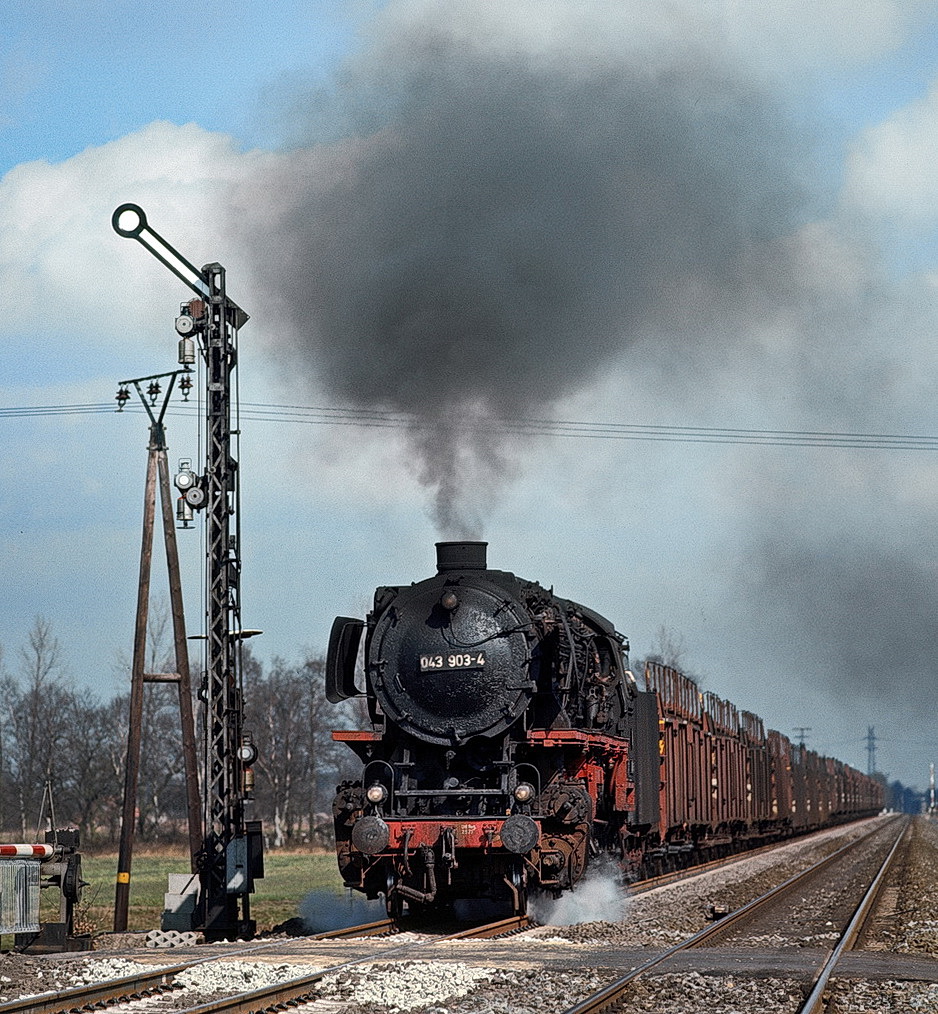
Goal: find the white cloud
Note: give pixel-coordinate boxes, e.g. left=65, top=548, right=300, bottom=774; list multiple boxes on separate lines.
left=0, top=121, right=269, bottom=347
left=843, top=79, right=938, bottom=228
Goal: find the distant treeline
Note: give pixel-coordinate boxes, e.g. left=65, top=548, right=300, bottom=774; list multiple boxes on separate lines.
left=0, top=615, right=925, bottom=847
left=0, top=615, right=360, bottom=847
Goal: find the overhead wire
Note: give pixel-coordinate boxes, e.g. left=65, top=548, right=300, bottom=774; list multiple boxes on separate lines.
left=4, top=399, right=938, bottom=451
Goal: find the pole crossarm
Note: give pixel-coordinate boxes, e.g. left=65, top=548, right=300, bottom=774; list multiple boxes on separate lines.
left=119, top=370, right=190, bottom=432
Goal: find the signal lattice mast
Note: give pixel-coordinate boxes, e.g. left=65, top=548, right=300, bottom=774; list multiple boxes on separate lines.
left=112, top=205, right=262, bottom=940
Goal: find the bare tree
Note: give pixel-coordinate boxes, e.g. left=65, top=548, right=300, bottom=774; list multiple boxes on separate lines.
left=634, top=625, right=703, bottom=687
left=0, top=642, right=7, bottom=832
left=245, top=650, right=351, bottom=847
left=2, top=617, right=72, bottom=836
left=57, top=690, right=125, bottom=834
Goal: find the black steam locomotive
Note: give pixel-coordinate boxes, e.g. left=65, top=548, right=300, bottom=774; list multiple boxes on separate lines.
left=327, top=542, right=881, bottom=916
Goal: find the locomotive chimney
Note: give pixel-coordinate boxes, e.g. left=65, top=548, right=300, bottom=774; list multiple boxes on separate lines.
left=436, top=541, right=488, bottom=572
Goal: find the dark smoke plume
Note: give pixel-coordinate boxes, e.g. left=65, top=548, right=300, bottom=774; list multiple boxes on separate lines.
left=737, top=451, right=938, bottom=720
left=234, top=23, right=818, bottom=533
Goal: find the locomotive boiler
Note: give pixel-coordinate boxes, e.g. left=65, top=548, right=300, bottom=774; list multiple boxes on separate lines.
left=327, top=542, right=882, bottom=917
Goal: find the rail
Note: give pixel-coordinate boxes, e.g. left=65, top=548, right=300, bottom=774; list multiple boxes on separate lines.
left=797, top=820, right=908, bottom=1013
left=0, top=914, right=535, bottom=1014
left=560, top=815, right=906, bottom=1014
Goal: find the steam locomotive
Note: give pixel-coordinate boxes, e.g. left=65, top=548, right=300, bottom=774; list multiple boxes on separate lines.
left=327, top=543, right=882, bottom=916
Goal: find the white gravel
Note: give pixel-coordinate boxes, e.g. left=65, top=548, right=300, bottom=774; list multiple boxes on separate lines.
left=173, top=960, right=322, bottom=993
left=317, top=961, right=500, bottom=1012
left=66, top=959, right=169, bottom=985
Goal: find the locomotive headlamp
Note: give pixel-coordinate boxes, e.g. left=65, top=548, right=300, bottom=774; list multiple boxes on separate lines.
left=513, top=782, right=535, bottom=804
left=440, top=590, right=459, bottom=612
left=366, top=783, right=388, bottom=805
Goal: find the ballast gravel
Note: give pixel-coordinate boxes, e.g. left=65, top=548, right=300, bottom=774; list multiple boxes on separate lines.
left=864, top=816, right=938, bottom=955
left=171, top=959, right=319, bottom=994
left=618, top=972, right=804, bottom=1013
left=69, top=958, right=169, bottom=984
left=0, top=958, right=319, bottom=1006
left=826, top=979, right=938, bottom=1012
left=316, top=962, right=611, bottom=1014
left=0, top=957, right=165, bottom=1003
left=7, top=817, right=938, bottom=1014
left=524, top=819, right=879, bottom=948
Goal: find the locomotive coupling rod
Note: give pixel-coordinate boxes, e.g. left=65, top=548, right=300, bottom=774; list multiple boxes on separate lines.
left=111, top=204, right=249, bottom=326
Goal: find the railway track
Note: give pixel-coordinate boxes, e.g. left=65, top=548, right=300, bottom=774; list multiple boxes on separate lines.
left=0, top=914, right=532, bottom=1014
left=310, top=912, right=530, bottom=940
left=560, top=815, right=909, bottom=1013
left=1, top=818, right=913, bottom=1014
left=627, top=817, right=875, bottom=895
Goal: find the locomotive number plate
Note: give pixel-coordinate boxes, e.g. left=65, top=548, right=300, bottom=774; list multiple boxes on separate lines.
left=419, top=651, right=487, bottom=671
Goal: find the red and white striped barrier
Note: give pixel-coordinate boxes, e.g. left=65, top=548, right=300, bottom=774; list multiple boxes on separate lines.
left=0, top=844, right=54, bottom=859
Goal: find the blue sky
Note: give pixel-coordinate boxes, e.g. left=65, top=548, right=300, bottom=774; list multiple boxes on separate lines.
left=0, top=1, right=359, bottom=171
left=3, top=0, right=938, bottom=788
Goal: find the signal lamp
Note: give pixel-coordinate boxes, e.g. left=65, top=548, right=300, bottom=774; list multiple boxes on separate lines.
left=175, top=314, right=196, bottom=336
left=184, top=485, right=206, bottom=509
left=174, top=459, right=197, bottom=491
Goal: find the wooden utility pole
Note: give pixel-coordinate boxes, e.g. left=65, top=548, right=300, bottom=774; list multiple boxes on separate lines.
left=113, top=373, right=201, bottom=932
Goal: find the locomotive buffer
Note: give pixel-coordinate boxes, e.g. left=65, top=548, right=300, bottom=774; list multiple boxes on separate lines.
left=112, top=205, right=262, bottom=940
